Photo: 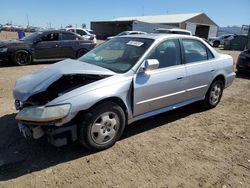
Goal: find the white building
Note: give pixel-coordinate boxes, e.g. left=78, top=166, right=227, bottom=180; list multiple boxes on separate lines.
left=91, top=12, right=218, bottom=39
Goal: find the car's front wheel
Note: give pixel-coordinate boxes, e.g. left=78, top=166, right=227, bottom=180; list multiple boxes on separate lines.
left=213, top=41, right=220, bottom=47
left=78, top=101, right=126, bottom=151
left=13, top=50, right=32, bottom=66
left=203, top=79, right=224, bottom=109
left=77, top=49, right=87, bottom=58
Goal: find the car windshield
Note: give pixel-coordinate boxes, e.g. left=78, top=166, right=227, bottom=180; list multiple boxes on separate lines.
left=20, top=32, right=41, bottom=41
left=79, top=37, right=154, bottom=73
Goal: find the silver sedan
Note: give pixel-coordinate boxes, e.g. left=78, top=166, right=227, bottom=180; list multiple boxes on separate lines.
left=13, top=34, right=235, bottom=150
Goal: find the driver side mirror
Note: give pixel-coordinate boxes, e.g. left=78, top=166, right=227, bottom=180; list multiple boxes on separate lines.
left=139, top=59, right=159, bottom=73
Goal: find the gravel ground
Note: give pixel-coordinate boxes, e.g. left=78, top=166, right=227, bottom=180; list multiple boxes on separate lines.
left=0, top=49, right=249, bottom=188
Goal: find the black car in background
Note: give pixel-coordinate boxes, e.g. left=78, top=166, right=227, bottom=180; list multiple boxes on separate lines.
left=237, top=49, right=250, bottom=74
left=0, top=30, right=96, bottom=65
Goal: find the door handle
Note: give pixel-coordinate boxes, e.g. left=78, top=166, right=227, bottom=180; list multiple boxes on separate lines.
left=210, top=69, right=215, bottom=72
left=55, top=44, right=59, bottom=47
left=177, top=77, right=183, bottom=80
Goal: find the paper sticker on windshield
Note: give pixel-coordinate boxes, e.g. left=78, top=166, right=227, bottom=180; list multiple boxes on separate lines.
left=126, top=41, right=144, bottom=47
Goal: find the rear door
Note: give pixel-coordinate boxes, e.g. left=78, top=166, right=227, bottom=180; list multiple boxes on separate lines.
left=133, top=39, right=187, bottom=116
left=33, top=32, right=61, bottom=59
left=59, top=32, right=80, bottom=58
left=181, top=39, right=215, bottom=99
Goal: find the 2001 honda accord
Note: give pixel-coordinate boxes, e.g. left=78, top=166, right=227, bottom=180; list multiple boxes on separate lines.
left=13, top=34, right=235, bottom=150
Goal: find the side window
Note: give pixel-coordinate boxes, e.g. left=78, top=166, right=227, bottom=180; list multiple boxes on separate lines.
left=61, top=33, right=77, bottom=40
left=149, top=39, right=181, bottom=68
left=41, top=33, right=59, bottom=41
left=68, top=29, right=74, bottom=32
left=76, top=29, right=87, bottom=36
left=130, top=32, right=138, bottom=35
left=182, top=39, right=209, bottom=63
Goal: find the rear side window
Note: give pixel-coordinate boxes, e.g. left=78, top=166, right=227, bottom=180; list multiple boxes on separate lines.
left=182, top=39, right=213, bottom=63
left=61, top=33, right=78, bottom=40
left=68, top=29, right=74, bottom=32
left=76, top=29, right=87, bottom=35
left=130, top=32, right=139, bottom=35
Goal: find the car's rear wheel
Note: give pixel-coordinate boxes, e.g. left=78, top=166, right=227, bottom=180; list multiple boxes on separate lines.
left=78, top=101, right=126, bottom=151
left=203, top=80, right=224, bottom=109
left=77, top=49, right=87, bottom=58
left=213, top=41, right=220, bottom=47
left=13, top=50, right=32, bottom=66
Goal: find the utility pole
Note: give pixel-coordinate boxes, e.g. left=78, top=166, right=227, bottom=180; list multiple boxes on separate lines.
left=26, top=14, right=29, bottom=27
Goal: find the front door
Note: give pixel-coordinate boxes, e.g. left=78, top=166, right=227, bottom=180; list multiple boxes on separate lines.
left=33, top=32, right=61, bottom=59
left=133, top=39, right=187, bottom=116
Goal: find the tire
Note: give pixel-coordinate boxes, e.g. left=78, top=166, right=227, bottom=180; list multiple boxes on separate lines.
left=78, top=101, right=126, bottom=151
left=13, top=50, right=32, bottom=66
left=213, top=41, right=220, bottom=48
left=77, top=49, right=87, bottom=58
left=203, top=80, right=224, bottom=109
left=236, top=65, right=244, bottom=74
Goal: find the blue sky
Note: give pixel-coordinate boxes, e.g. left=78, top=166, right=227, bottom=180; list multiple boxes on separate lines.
left=0, top=0, right=249, bottom=28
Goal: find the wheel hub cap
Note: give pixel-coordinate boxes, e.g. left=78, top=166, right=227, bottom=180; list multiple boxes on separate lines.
left=91, top=112, right=119, bottom=145
left=210, top=84, right=221, bottom=105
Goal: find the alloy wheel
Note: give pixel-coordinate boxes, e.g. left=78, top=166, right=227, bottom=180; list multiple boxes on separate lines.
left=90, top=112, right=119, bottom=145
left=209, top=83, right=222, bottom=105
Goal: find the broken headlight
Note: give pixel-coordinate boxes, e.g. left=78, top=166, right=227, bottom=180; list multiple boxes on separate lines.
left=15, top=104, right=71, bottom=122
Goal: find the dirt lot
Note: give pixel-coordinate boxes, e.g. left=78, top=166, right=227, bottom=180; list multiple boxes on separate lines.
left=0, top=48, right=249, bottom=188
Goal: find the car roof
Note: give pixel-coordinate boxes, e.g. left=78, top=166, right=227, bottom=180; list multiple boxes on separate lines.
left=156, top=28, right=189, bottom=31
left=127, top=31, right=146, bottom=33
left=40, top=30, right=82, bottom=35
left=65, top=28, right=90, bottom=31
left=37, top=30, right=84, bottom=39
left=118, top=33, right=198, bottom=40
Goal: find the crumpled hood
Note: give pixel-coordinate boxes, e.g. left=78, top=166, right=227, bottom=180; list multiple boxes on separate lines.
left=13, top=59, right=115, bottom=101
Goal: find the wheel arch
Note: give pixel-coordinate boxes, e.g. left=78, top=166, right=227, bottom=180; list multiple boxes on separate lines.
left=74, top=96, right=129, bottom=124
left=212, top=74, right=226, bottom=88
left=76, top=48, right=88, bottom=58
left=12, top=49, right=33, bottom=65
left=91, top=97, right=129, bottom=123
left=13, top=49, right=32, bottom=55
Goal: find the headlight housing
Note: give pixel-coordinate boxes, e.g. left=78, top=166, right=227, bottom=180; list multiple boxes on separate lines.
left=0, top=48, right=8, bottom=53
left=15, top=104, right=71, bottom=122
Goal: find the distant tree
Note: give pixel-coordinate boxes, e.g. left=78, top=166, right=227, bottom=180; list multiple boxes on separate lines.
left=81, top=23, right=86, bottom=28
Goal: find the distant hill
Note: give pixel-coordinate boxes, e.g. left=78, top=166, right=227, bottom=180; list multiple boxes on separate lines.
left=218, top=26, right=249, bottom=36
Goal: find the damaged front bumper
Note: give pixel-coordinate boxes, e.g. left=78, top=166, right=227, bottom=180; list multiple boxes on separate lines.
left=16, top=103, right=78, bottom=147
left=17, top=121, right=78, bottom=147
